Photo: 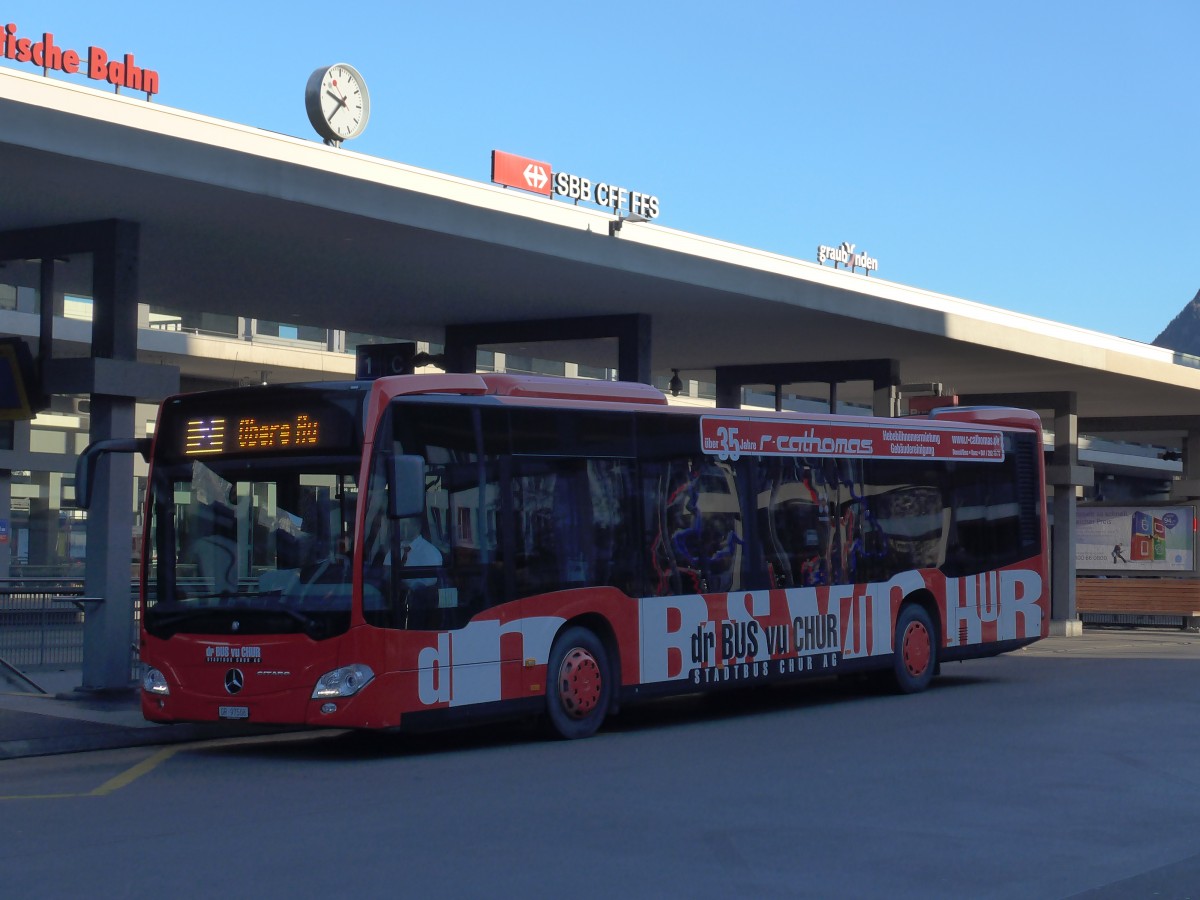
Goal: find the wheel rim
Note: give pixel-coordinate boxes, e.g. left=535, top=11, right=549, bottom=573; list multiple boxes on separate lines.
left=902, top=620, right=931, bottom=678
left=558, top=647, right=603, bottom=720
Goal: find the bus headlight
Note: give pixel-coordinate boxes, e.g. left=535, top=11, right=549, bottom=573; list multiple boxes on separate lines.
left=143, top=668, right=170, bottom=696
left=312, top=664, right=375, bottom=699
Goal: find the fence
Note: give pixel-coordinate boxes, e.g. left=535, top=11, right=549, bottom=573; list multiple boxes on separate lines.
left=0, top=579, right=141, bottom=682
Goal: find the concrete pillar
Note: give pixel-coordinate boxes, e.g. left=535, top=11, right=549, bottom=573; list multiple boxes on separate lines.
left=0, top=471, right=11, bottom=576
left=81, top=397, right=136, bottom=690
left=616, top=314, right=652, bottom=385
left=442, top=336, right=477, bottom=375
left=1046, top=395, right=1089, bottom=637
left=27, top=476, right=55, bottom=571
left=81, top=221, right=140, bottom=691
left=715, top=379, right=741, bottom=409
left=873, top=382, right=898, bottom=417
left=1184, top=431, right=1200, bottom=497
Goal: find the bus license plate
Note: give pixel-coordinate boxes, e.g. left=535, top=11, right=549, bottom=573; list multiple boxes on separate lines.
left=219, top=706, right=249, bottom=719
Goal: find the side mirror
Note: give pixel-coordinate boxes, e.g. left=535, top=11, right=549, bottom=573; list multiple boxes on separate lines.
left=74, top=438, right=152, bottom=509
left=387, top=454, right=426, bottom=519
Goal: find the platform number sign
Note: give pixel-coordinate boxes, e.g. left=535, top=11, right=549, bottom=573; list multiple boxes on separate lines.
left=355, top=342, right=419, bottom=380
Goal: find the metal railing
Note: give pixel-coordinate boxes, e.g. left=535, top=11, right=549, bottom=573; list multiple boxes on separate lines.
left=0, top=579, right=141, bottom=680
left=0, top=577, right=86, bottom=668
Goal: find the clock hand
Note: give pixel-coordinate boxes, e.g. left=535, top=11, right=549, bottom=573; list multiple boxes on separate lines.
left=326, top=89, right=348, bottom=112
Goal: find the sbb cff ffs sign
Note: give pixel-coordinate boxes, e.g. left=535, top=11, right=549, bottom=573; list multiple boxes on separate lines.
left=491, top=149, right=660, bottom=220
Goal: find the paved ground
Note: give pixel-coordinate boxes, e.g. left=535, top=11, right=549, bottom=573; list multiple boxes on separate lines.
left=0, top=625, right=1197, bottom=759
left=3, top=624, right=1200, bottom=898
left=0, top=664, right=285, bottom=758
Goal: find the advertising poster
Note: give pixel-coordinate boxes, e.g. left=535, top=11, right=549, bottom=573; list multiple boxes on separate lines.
left=1076, top=506, right=1196, bottom=573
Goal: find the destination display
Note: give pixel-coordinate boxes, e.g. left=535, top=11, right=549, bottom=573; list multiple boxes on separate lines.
left=699, top=416, right=1005, bottom=462
left=167, top=396, right=356, bottom=458
left=184, top=413, right=324, bottom=455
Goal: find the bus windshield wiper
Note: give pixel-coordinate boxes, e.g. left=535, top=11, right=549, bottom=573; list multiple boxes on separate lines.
left=273, top=607, right=321, bottom=633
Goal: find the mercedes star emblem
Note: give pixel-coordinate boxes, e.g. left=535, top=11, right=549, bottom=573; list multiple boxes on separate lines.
left=225, top=668, right=245, bottom=694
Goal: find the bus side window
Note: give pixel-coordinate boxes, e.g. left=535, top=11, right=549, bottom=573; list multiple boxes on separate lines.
left=645, top=457, right=744, bottom=596
left=588, top=459, right=640, bottom=596
left=507, top=457, right=639, bottom=599
left=759, top=458, right=825, bottom=588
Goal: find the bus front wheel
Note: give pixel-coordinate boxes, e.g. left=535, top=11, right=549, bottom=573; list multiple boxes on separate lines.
left=892, top=604, right=936, bottom=694
left=546, top=626, right=612, bottom=739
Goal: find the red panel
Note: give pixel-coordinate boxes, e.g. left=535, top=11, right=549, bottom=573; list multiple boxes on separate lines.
left=491, top=149, right=552, bottom=197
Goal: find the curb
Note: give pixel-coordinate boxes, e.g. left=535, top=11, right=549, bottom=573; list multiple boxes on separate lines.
left=0, top=720, right=299, bottom=760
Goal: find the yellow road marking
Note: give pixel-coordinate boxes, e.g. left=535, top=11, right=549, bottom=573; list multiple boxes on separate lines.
left=0, top=729, right=342, bottom=800
left=89, top=745, right=181, bottom=796
left=0, top=745, right=179, bottom=801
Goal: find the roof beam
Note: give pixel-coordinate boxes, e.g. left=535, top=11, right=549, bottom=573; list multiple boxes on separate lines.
left=1077, top=416, right=1200, bottom=435
left=444, top=314, right=652, bottom=384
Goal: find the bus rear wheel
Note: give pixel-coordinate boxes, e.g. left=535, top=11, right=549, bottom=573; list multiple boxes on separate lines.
left=546, top=626, right=611, bottom=739
left=892, top=604, right=936, bottom=694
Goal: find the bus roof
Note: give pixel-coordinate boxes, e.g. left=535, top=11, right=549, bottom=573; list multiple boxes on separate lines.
left=363, top=373, right=1042, bottom=434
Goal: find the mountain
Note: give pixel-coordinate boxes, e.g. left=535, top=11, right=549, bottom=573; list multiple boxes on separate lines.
left=1153, top=288, right=1200, bottom=353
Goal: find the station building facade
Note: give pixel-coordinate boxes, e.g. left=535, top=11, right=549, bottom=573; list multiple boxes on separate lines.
left=4, top=53, right=1200, bottom=687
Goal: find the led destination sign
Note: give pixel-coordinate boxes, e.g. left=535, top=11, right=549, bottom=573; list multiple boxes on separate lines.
left=184, top=413, right=327, bottom=456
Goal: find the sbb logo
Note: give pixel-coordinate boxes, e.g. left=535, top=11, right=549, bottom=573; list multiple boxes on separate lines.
left=554, top=173, right=592, bottom=202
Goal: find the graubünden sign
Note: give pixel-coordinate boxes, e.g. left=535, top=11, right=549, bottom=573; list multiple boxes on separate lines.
left=491, top=149, right=660, bottom=220
left=817, top=241, right=878, bottom=274
left=2, top=21, right=159, bottom=96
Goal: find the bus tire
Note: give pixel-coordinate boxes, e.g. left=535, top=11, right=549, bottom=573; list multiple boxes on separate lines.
left=546, top=626, right=611, bottom=740
left=892, top=603, right=936, bottom=694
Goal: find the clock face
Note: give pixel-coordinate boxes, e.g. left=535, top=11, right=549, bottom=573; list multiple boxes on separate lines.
left=305, top=63, right=370, bottom=144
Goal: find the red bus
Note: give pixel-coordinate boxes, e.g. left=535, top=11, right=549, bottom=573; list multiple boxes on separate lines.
left=82, top=373, right=1049, bottom=738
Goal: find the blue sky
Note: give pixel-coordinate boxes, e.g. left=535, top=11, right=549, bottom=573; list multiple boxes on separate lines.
left=3, top=1, right=1196, bottom=344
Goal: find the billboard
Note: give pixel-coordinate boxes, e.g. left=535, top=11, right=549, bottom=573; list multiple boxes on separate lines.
left=1076, top=505, right=1196, bottom=573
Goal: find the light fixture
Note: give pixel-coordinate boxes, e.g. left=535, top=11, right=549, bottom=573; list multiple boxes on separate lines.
left=410, top=351, right=446, bottom=370
left=668, top=369, right=683, bottom=397
left=609, top=212, right=649, bottom=237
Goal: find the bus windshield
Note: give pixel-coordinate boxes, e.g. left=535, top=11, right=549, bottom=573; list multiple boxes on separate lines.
left=145, top=455, right=360, bottom=640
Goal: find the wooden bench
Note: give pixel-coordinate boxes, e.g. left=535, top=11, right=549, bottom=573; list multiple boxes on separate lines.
left=1076, top=578, right=1200, bottom=630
